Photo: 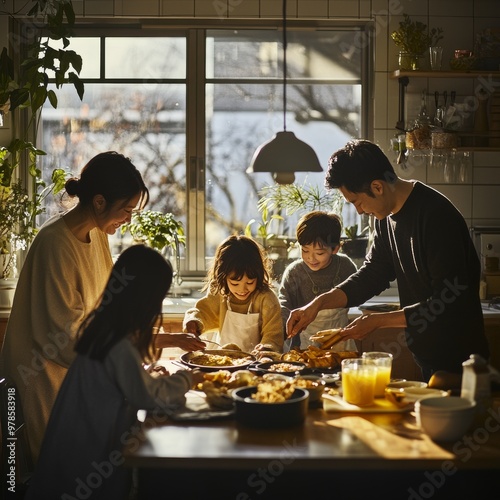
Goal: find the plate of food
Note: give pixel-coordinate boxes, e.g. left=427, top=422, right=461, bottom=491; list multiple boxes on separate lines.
left=179, top=349, right=256, bottom=371
left=254, top=360, right=308, bottom=375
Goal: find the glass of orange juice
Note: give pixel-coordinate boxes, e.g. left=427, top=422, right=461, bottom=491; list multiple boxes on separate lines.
left=341, top=358, right=377, bottom=406
left=362, top=351, right=393, bottom=397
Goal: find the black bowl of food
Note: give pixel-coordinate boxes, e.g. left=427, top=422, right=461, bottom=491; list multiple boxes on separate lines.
left=255, top=360, right=308, bottom=375
left=232, top=385, right=309, bottom=428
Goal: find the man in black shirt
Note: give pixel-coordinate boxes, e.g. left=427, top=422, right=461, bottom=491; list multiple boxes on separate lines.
left=287, top=139, right=489, bottom=381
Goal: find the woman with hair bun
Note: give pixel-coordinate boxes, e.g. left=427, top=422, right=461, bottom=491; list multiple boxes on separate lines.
left=1, top=151, right=151, bottom=463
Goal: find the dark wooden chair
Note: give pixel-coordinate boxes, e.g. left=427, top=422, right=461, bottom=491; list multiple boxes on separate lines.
left=0, top=377, right=33, bottom=499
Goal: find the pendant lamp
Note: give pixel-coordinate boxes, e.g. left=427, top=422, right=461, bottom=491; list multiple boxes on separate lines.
left=246, top=0, right=322, bottom=185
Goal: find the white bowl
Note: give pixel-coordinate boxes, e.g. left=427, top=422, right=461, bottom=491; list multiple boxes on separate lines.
left=415, top=396, right=476, bottom=442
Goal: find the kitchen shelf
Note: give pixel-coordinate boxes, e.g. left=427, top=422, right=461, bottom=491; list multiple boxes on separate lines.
left=390, top=70, right=500, bottom=79
left=390, top=70, right=500, bottom=151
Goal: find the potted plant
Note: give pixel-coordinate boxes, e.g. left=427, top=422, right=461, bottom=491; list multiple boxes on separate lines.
left=120, top=210, right=186, bottom=290
left=341, top=224, right=370, bottom=261
left=0, top=1, right=83, bottom=281
left=0, top=169, right=67, bottom=279
left=391, top=14, right=443, bottom=70
left=120, top=210, right=186, bottom=256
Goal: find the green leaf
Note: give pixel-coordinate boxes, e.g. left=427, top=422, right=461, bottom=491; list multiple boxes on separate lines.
left=9, top=88, right=30, bottom=110
left=66, top=50, right=82, bottom=74
left=68, top=73, right=85, bottom=100
left=51, top=168, right=68, bottom=194
left=31, top=87, right=47, bottom=112
left=47, top=89, right=58, bottom=108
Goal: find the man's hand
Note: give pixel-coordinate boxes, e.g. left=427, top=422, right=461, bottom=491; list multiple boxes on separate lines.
left=286, top=304, right=319, bottom=338
left=340, top=310, right=407, bottom=341
left=286, top=288, right=348, bottom=338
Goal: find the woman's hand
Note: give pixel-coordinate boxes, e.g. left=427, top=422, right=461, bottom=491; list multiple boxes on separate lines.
left=154, top=332, right=206, bottom=351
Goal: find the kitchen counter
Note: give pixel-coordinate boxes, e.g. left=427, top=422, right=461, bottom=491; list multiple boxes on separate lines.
left=159, top=294, right=500, bottom=321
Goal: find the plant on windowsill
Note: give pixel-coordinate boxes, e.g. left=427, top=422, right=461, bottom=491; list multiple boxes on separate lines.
left=121, top=210, right=186, bottom=293
left=120, top=210, right=186, bottom=255
left=391, top=14, right=443, bottom=71
left=0, top=168, right=67, bottom=279
left=341, top=224, right=370, bottom=261
left=0, top=0, right=83, bottom=282
left=245, top=181, right=344, bottom=280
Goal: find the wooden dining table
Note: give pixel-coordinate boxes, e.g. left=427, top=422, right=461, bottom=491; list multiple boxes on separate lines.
left=123, top=355, right=500, bottom=499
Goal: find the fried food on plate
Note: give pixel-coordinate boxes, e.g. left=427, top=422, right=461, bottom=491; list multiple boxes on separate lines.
left=281, top=346, right=333, bottom=368
left=309, top=328, right=343, bottom=349
left=201, top=380, right=234, bottom=410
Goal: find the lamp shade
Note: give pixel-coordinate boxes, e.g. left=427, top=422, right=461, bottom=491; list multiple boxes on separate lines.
left=247, top=131, right=322, bottom=184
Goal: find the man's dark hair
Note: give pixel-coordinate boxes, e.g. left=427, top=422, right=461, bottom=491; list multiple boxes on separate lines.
left=325, top=139, right=397, bottom=195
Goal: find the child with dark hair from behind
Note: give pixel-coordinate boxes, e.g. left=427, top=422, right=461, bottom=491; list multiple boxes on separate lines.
left=25, top=244, right=204, bottom=500
left=279, top=211, right=357, bottom=351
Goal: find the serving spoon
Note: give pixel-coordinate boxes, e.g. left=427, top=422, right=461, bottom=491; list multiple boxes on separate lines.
left=200, top=338, right=223, bottom=348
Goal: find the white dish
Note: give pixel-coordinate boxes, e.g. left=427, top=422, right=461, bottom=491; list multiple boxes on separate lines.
left=402, top=387, right=449, bottom=402
left=386, top=380, right=427, bottom=390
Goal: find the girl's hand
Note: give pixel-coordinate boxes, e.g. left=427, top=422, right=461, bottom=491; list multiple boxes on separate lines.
left=190, top=369, right=206, bottom=387
left=185, top=320, right=201, bottom=335
left=144, top=364, right=170, bottom=378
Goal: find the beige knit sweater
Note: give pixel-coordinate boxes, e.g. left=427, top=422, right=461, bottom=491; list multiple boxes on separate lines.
left=0, top=216, right=113, bottom=463
left=183, top=288, right=284, bottom=352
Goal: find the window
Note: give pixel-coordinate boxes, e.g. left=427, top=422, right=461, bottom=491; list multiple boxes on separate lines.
left=41, top=22, right=371, bottom=279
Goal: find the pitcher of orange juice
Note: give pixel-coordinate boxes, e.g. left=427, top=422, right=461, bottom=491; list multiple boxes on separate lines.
left=341, top=358, right=377, bottom=406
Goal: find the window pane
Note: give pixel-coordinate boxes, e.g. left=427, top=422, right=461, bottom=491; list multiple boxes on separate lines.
left=47, top=37, right=101, bottom=79
left=205, top=82, right=357, bottom=254
left=207, top=29, right=361, bottom=80
left=205, top=28, right=363, bottom=254
left=41, top=82, right=186, bottom=256
left=105, top=38, right=186, bottom=79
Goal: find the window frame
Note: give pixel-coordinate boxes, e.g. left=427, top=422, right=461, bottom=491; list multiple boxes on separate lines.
left=34, top=18, right=374, bottom=279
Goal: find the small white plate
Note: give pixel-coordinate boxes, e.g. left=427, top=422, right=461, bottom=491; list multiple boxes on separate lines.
left=402, top=387, right=449, bottom=402
left=386, top=380, right=427, bottom=390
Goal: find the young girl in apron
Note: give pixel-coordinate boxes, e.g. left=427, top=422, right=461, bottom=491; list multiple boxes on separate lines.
left=279, top=211, right=358, bottom=352
left=183, top=235, right=283, bottom=354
